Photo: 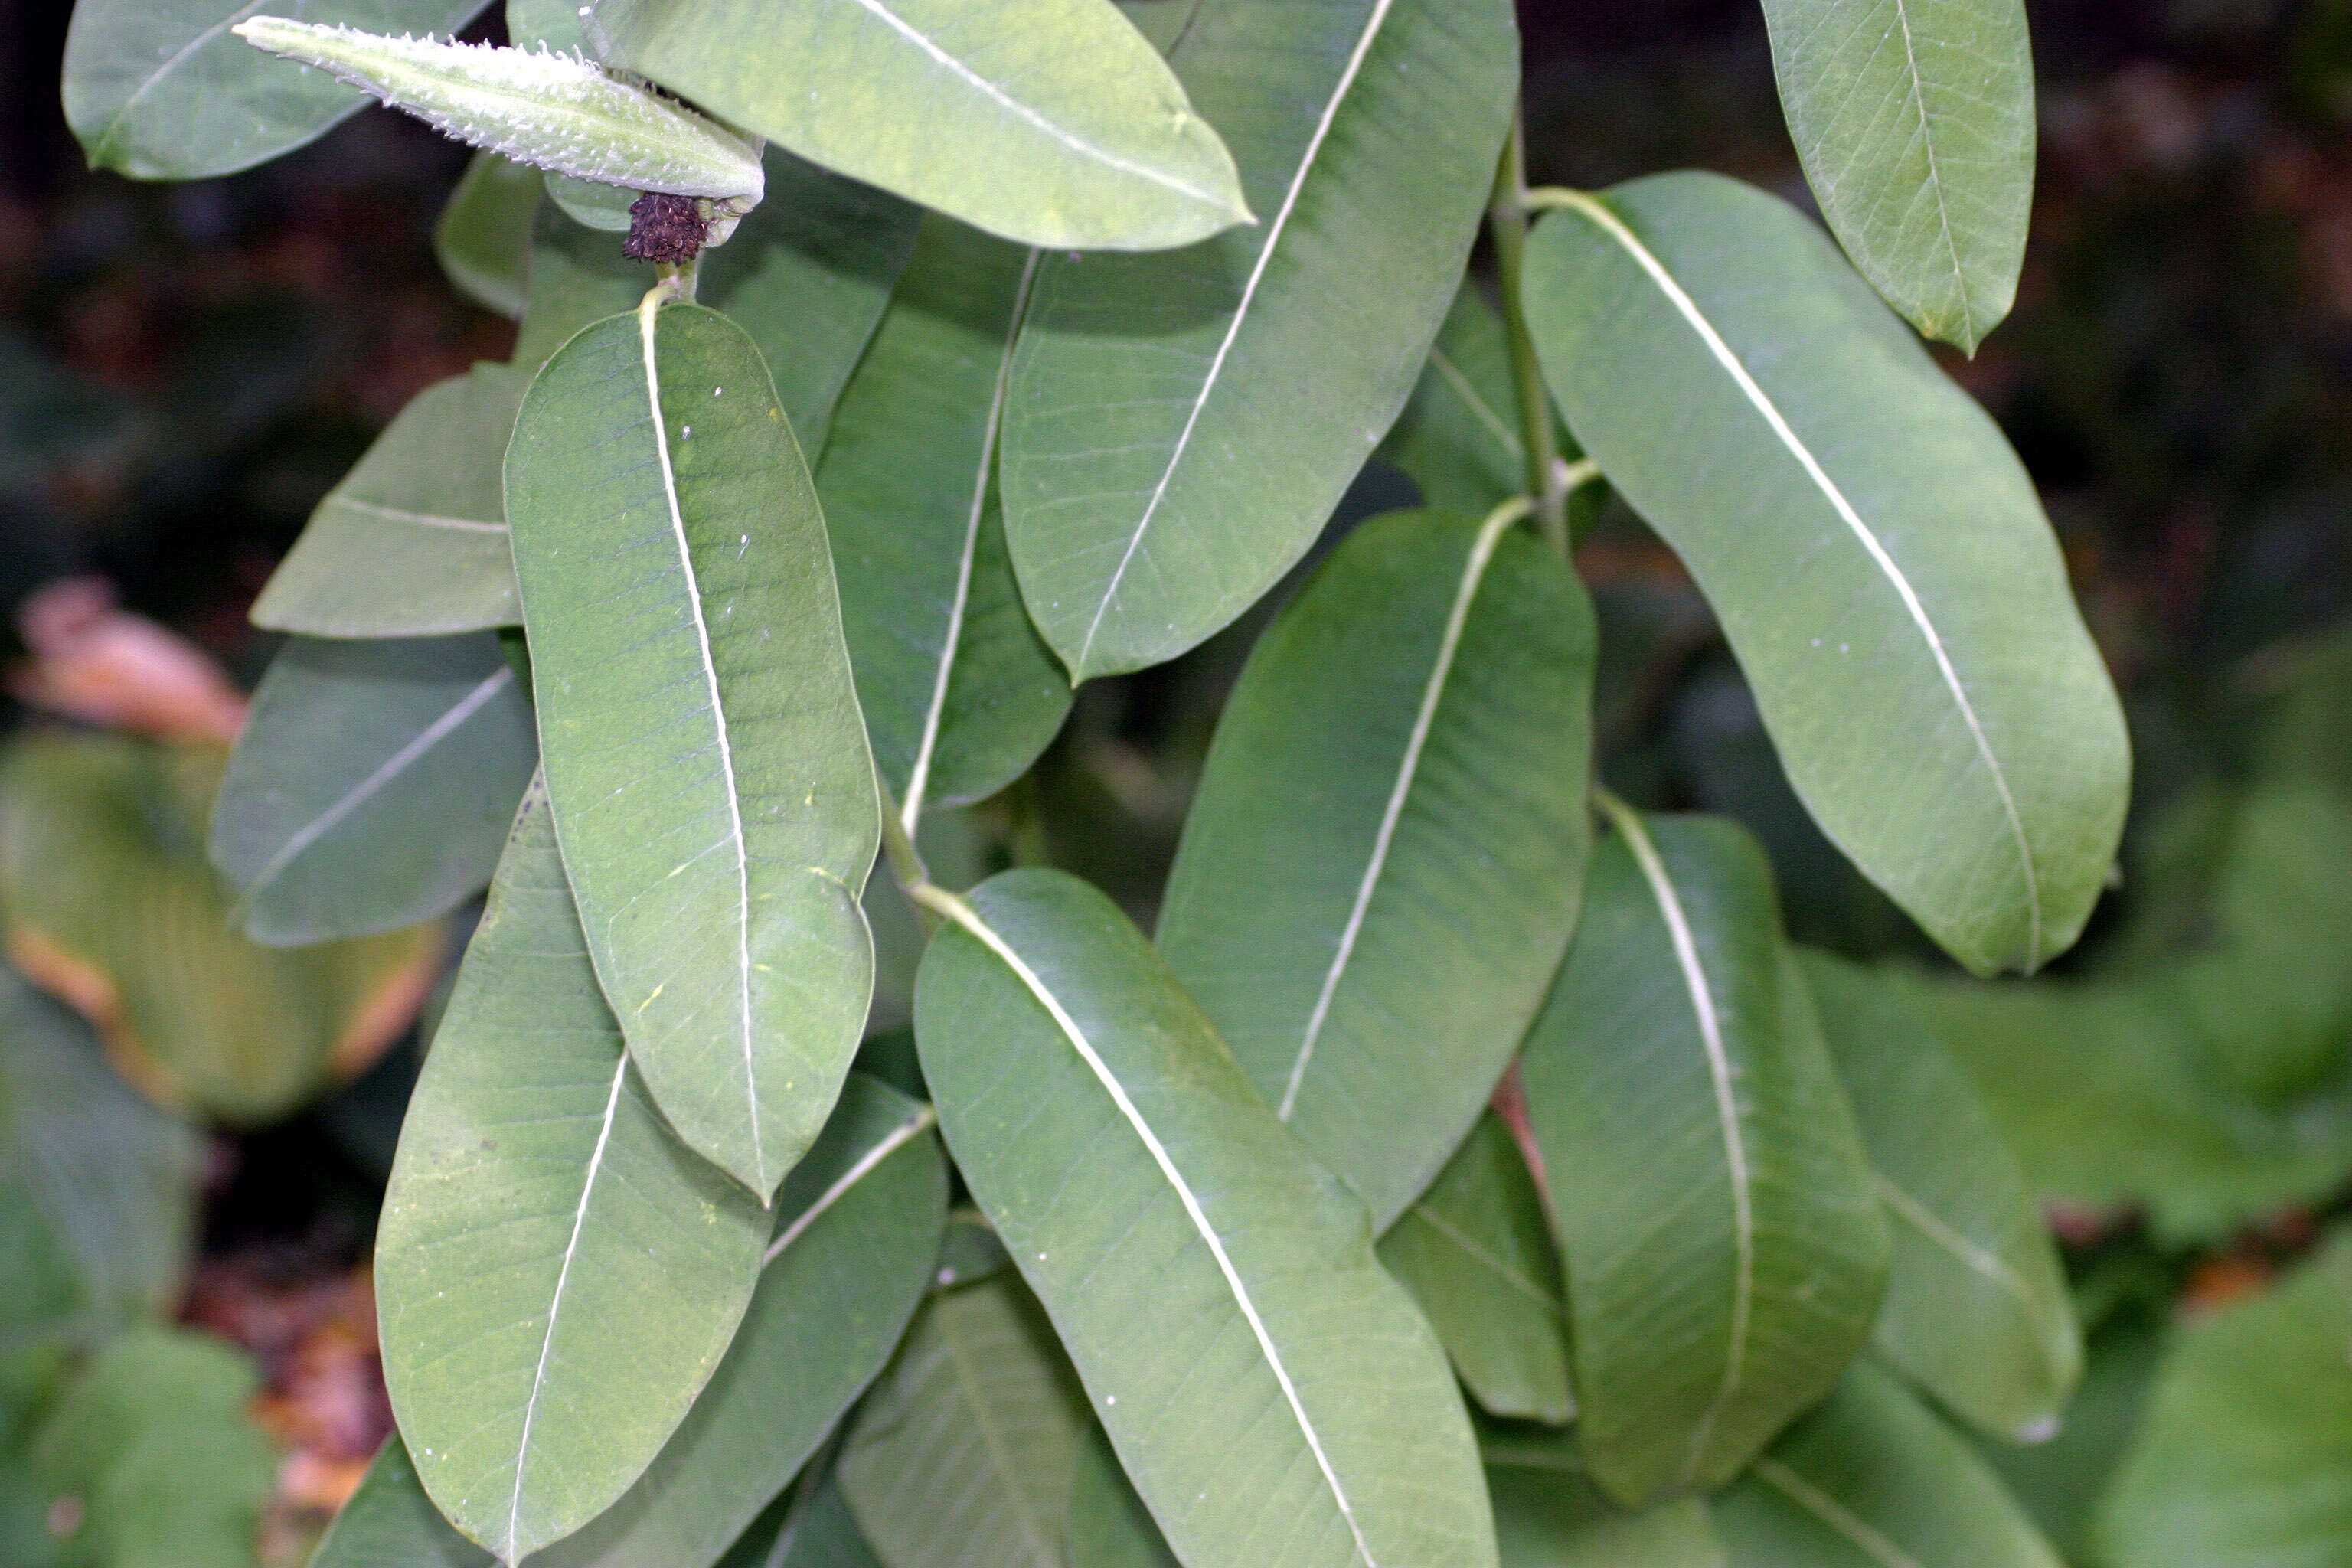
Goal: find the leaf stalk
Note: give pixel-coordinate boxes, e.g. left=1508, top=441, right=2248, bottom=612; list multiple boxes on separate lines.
left=1488, top=113, right=1568, bottom=558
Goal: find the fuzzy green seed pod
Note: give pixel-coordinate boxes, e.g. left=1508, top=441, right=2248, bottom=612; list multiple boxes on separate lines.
left=232, top=20, right=763, bottom=204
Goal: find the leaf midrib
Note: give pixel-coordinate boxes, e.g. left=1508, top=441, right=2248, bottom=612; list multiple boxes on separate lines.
left=1753, top=1456, right=1922, bottom=1568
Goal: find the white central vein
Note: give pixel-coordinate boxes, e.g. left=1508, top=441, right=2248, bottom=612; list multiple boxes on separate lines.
left=1405, top=1204, right=1565, bottom=1316
left=247, top=665, right=513, bottom=894
left=763, top=1109, right=937, bottom=1266
left=332, top=496, right=508, bottom=533
left=1075, top=0, right=1397, bottom=671
left=1280, top=505, right=1510, bottom=1119
left=1426, top=346, right=1524, bottom=460
left=928, top=891, right=1376, bottom=1566
left=507, top=1052, right=629, bottom=1562
left=103, top=0, right=275, bottom=151
left=840, top=0, right=1230, bottom=205
left=1887, top=0, right=1970, bottom=332
left=1556, top=189, right=2040, bottom=964
left=639, top=293, right=760, bottom=1187
left=1607, top=804, right=1753, bottom=1485
left=1870, top=1171, right=2043, bottom=1322
left=1755, top=1458, right=1921, bottom=1568
left=903, top=251, right=1040, bottom=832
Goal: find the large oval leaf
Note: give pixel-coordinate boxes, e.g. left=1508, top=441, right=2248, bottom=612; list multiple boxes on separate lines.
left=1762, top=0, right=2035, bottom=352
left=312, top=1437, right=486, bottom=1568
left=1479, top=1426, right=1724, bottom=1568
left=590, top=0, right=1246, bottom=251
left=1002, top=0, right=1518, bottom=679
left=505, top=298, right=878, bottom=1196
left=60, top=0, right=488, bottom=179
left=211, top=632, right=536, bottom=945
left=1157, top=506, right=1592, bottom=1227
left=822, top=217, right=1071, bottom=822
left=1523, top=172, right=2128, bottom=975
left=1517, top=808, right=1887, bottom=1504
left=1377, top=1112, right=1573, bottom=1425
left=1712, top=1361, right=2063, bottom=1568
left=915, top=868, right=1497, bottom=1568
left=1797, top=948, right=2079, bottom=1442
left=375, top=780, right=772, bottom=1563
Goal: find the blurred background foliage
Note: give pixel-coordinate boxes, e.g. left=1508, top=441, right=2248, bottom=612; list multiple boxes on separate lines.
left=2, top=0, right=2350, bottom=1563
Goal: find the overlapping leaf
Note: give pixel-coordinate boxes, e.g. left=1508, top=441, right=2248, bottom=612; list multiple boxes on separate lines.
left=211, top=632, right=536, bottom=944
left=822, top=217, right=1070, bottom=821
left=505, top=298, right=877, bottom=1196
left=1762, top=0, right=2035, bottom=351
left=1517, top=809, right=1886, bottom=1504
left=375, top=782, right=772, bottom=1563
left=1067, top=1425, right=1181, bottom=1568
left=916, top=868, right=1497, bottom=1568
left=1004, top=0, right=1518, bottom=678
left=726, top=1478, right=881, bottom=1568
left=1377, top=283, right=1535, bottom=517
left=1524, top=172, right=2128, bottom=975
left=1480, top=1425, right=1725, bottom=1568
left=1158, top=506, right=1592, bottom=1227
left=436, top=151, right=542, bottom=319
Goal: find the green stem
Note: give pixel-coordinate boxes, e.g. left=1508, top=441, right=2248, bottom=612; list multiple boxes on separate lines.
left=874, top=773, right=937, bottom=934
left=1591, top=782, right=1640, bottom=837
left=1488, top=111, right=1567, bottom=557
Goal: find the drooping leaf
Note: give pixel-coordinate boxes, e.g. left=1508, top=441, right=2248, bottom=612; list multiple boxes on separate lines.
left=2097, top=1232, right=2352, bottom=1568
left=1158, top=506, right=1592, bottom=1227
left=916, top=868, right=1498, bottom=1568
left=821, top=216, right=1070, bottom=821
left=375, top=781, right=772, bottom=1563
left=1480, top=1424, right=1725, bottom=1568
left=505, top=298, right=877, bottom=1196
left=0, top=735, right=436, bottom=1122
left=60, top=0, right=488, bottom=180
left=1976, top=1313, right=2165, bottom=1565
left=1066, top=1424, right=1180, bottom=1568
left=1377, top=1112, right=1573, bottom=1425
left=1712, top=1361, right=2063, bottom=1568
left=1003, top=0, right=1519, bottom=679
left=252, top=363, right=524, bottom=639
left=590, top=0, right=1247, bottom=251
left=211, top=632, right=537, bottom=945
left=436, top=151, right=542, bottom=319
left=1523, top=172, right=2128, bottom=976
left=1377, top=283, right=1534, bottom=517
left=1517, top=808, right=1887, bottom=1504
left=1762, top=0, right=2035, bottom=351
left=839, top=1272, right=1090, bottom=1568
left=1796, top=948, right=2078, bottom=1442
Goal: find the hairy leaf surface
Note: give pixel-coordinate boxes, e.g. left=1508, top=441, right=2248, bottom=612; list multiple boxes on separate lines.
left=1524, top=172, right=2128, bottom=975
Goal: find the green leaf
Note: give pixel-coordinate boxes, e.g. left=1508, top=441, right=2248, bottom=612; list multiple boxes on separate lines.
left=1003, top=0, right=1519, bottom=679
left=1523, top=173, right=2128, bottom=976
left=375, top=781, right=772, bottom=1563
left=437, top=152, right=542, bottom=319
left=915, top=868, right=1498, bottom=1568
left=60, top=0, right=488, bottom=179
left=840, top=1272, right=1091, bottom=1568
left=1376, top=283, right=1534, bottom=517
left=211, top=632, right=537, bottom=945
left=1762, top=0, right=2034, bottom=351
left=1712, top=1361, right=2063, bottom=1568
left=1377, top=1112, right=1573, bottom=1426
left=590, top=0, right=1247, bottom=251
left=722, top=1478, right=882, bottom=1568
left=1157, top=506, right=1593, bottom=1228
left=2099, top=1233, right=2352, bottom=1568
left=250, top=363, right=524, bottom=639
left=1517, top=808, right=1887, bottom=1504
left=821, top=217, right=1070, bottom=822
left=1067, top=1424, right=1181, bottom=1568
left=1481, top=1426, right=1725, bottom=1568
left=505, top=298, right=877, bottom=1196
left=313, top=1437, right=490, bottom=1568
left=1795, top=949, right=2079, bottom=1443
left=508, top=0, right=589, bottom=51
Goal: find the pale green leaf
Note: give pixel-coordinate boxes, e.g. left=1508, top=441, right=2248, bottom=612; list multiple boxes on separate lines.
left=821, top=216, right=1070, bottom=822
left=508, top=0, right=590, bottom=51
left=60, top=0, right=488, bottom=179
left=250, top=363, right=524, bottom=639
left=1763, top=0, right=2035, bottom=351
left=1713, top=1361, right=2063, bottom=1568
left=545, top=172, right=638, bottom=232
left=1003, top=0, right=1518, bottom=679
left=211, top=632, right=536, bottom=945
left=313, top=1437, right=489, bottom=1568
left=1517, top=809, right=1887, bottom=1504
left=590, top=0, right=1246, bottom=251
left=505, top=298, right=877, bottom=1195
left=437, top=152, right=542, bottom=319
left=2097, top=1233, right=2352, bottom=1568
left=1523, top=172, right=2128, bottom=975
left=1376, top=283, right=1533, bottom=517
left=916, top=868, right=1497, bottom=1568
left=1158, top=506, right=1592, bottom=1227
left=840, top=1272, right=1090, bottom=1568
left=376, top=781, right=772, bottom=1563
left=1796, top=949, right=2079, bottom=1442
left=1066, top=1424, right=1180, bottom=1568
left=1480, top=1426, right=1724, bottom=1568
left=1377, top=1112, right=1573, bottom=1426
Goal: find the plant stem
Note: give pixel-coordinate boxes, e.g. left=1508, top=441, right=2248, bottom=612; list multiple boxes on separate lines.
left=1591, top=782, right=1641, bottom=838
left=874, top=773, right=936, bottom=934
left=1488, top=110, right=1567, bottom=558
